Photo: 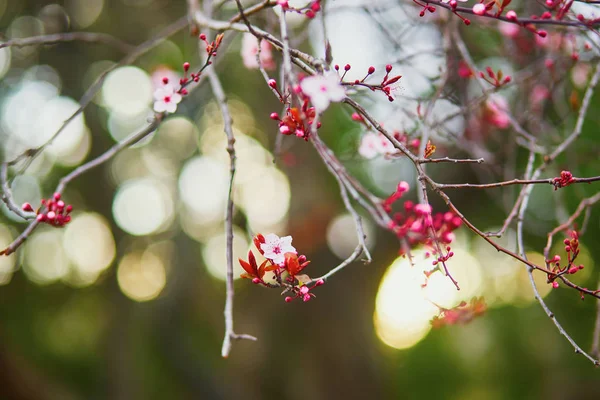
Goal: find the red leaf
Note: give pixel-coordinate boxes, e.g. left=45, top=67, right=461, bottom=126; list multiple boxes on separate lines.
left=285, top=253, right=301, bottom=276
left=383, top=75, right=402, bottom=86
left=239, top=259, right=256, bottom=276
left=258, top=260, right=269, bottom=279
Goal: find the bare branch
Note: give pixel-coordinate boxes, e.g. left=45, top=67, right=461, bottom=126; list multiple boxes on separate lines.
left=0, top=32, right=134, bottom=53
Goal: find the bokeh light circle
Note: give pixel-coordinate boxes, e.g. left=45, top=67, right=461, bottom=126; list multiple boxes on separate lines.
left=113, top=178, right=174, bottom=236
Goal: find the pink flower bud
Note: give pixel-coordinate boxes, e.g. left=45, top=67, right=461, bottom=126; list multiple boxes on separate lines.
left=397, top=181, right=410, bottom=193
left=270, top=112, right=280, bottom=120
left=252, top=278, right=261, bottom=284
left=315, top=279, right=324, bottom=287
left=386, top=64, right=392, bottom=73
left=473, top=4, right=485, bottom=15
left=344, top=64, right=351, bottom=71
left=199, top=33, right=206, bottom=40
left=300, top=286, right=309, bottom=295
left=53, top=192, right=61, bottom=201
left=284, top=296, right=293, bottom=303
left=36, top=214, right=46, bottom=222
left=506, top=10, right=517, bottom=21
left=368, top=66, right=375, bottom=74
left=552, top=281, right=559, bottom=289
left=303, top=294, right=311, bottom=302
left=21, top=202, right=33, bottom=212
left=268, top=79, right=277, bottom=88
left=46, top=211, right=56, bottom=220
left=183, top=62, right=190, bottom=71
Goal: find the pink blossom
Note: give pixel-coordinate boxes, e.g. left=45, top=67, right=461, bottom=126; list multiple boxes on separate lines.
left=151, top=67, right=180, bottom=90
left=260, top=233, right=296, bottom=266
left=358, top=132, right=396, bottom=159
left=300, top=73, right=346, bottom=112
left=241, top=33, right=275, bottom=70
left=530, top=85, right=550, bottom=108
left=153, top=84, right=182, bottom=113
left=498, top=22, right=520, bottom=38
left=484, top=96, right=510, bottom=129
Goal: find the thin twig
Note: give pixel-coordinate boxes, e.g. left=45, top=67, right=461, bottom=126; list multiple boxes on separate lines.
left=0, top=31, right=134, bottom=53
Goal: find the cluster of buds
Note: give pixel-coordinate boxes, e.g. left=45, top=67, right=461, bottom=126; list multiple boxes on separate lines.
left=198, top=32, right=224, bottom=57
left=479, top=66, right=512, bottom=87
left=22, top=192, right=72, bottom=227
left=154, top=34, right=224, bottom=115
left=284, top=279, right=324, bottom=303
left=239, top=233, right=324, bottom=302
left=552, top=170, right=575, bottom=190
left=430, top=297, right=487, bottom=329
left=339, top=64, right=402, bottom=102
left=546, top=230, right=583, bottom=288
left=270, top=78, right=320, bottom=140
left=384, top=183, right=461, bottom=250
left=413, top=0, right=437, bottom=18
left=277, top=0, right=322, bottom=19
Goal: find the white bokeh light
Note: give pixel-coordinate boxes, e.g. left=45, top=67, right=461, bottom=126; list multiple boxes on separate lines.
left=179, top=156, right=229, bottom=225
left=326, top=212, right=376, bottom=259
left=113, top=178, right=174, bottom=236
left=102, top=66, right=152, bottom=116
left=41, top=96, right=87, bottom=158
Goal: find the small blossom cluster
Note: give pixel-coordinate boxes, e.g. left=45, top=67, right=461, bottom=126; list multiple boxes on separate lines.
left=358, top=129, right=420, bottom=160
left=277, top=0, right=322, bottom=19
left=546, top=230, right=583, bottom=288
left=241, top=33, right=275, bottom=70
left=479, top=66, right=511, bottom=88
left=22, top=192, right=73, bottom=227
left=384, top=182, right=462, bottom=254
left=339, top=64, right=402, bottom=102
left=430, top=297, right=487, bottom=329
left=269, top=71, right=346, bottom=140
left=269, top=73, right=344, bottom=140
left=153, top=33, right=223, bottom=114
left=239, top=233, right=324, bottom=302
left=552, top=170, right=575, bottom=190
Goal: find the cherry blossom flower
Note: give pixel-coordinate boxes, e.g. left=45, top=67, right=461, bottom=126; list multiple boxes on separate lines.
left=260, top=233, right=296, bottom=266
left=358, top=132, right=395, bottom=159
left=483, top=96, right=510, bottom=129
left=300, top=73, right=346, bottom=113
left=241, top=33, right=275, bottom=70
left=151, top=67, right=180, bottom=91
left=153, top=84, right=182, bottom=113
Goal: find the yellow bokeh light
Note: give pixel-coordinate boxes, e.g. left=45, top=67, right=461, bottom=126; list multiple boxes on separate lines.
left=24, top=229, right=69, bottom=285
left=201, top=226, right=249, bottom=281
left=0, top=224, right=16, bottom=285
left=62, top=212, right=116, bottom=286
left=375, top=244, right=484, bottom=350
left=117, top=250, right=166, bottom=302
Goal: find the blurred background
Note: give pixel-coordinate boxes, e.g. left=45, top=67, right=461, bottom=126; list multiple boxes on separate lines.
left=1, top=0, right=600, bottom=399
